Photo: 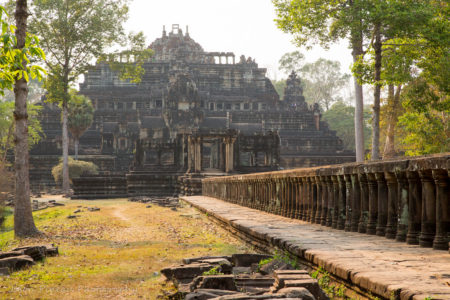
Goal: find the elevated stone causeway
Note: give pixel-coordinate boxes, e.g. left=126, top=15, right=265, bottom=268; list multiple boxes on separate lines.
left=182, top=196, right=450, bottom=300
left=184, top=153, right=450, bottom=299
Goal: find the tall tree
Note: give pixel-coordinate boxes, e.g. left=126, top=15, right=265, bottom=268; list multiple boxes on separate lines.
left=273, top=0, right=369, bottom=162
left=29, top=0, right=129, bottom=194
left=0, top=1, right=45, bottom=237
left=67, top=92, right=94, bottom=160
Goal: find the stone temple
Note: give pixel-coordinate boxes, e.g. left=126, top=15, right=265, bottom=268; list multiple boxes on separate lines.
left=30, top=24, right=354, bottom=197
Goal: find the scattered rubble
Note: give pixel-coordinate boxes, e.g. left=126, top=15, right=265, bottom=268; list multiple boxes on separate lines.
left=160, top=254, right=329, bottom=300
left=129, top=196, right=179, bottom=208
left=31, top=199, right=65, bottom=211
left=0, top=245, right=59, bottom=275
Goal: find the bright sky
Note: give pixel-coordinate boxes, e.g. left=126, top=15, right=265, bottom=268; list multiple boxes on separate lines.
left=125, top=0, right=354, bottom=80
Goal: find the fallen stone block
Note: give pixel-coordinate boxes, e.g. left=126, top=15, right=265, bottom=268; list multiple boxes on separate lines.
left=12, top=246, right=46, bottom=261
left=0, top=255, right=35, bottom=271
left=196, top=275, right=237, bottom=291
left=0, top=251, right=24, bottom=260
left=277, top=287, right=316, bottom=300
left=183, top=256, right=232, bottom=265
left=88, top=207, right=100, bottom=212
left=232, top=254, right=272, bottom=267
left=259, top=259, right=295, bottom=275
left=67, top=215, right=77, bottom=219
left=161, top=263, right=216, bottom=280
left=199, top=258, right=233, bottom=274
left=44, top=245, right=59, bottom=257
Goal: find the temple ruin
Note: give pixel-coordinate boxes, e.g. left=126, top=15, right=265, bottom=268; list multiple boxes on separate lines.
left=30, top=24, right=354, bottom=196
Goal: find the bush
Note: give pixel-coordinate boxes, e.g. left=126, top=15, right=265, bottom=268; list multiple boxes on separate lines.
left=52, top=158, right=99, bottom=185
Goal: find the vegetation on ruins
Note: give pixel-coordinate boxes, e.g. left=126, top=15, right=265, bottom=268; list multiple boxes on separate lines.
left=0, top=1, right=46, bottom=237
left=51, top=158, right=98, bottom=185
left=29, top=0, right=129, bottom=194
left=273, top=0, right=449, bottom=159
left=67, top=92, right=94, bottom=160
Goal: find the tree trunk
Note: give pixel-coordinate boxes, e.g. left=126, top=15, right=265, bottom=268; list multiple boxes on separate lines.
left=351, top=31, right=365, bottom=162
left=383, top=84, right=402, bottom=158
left=74, top=138, right=79, bottom=160
left=62, top=101, right=70, bottom=193
left=371, top=23, right=382, bottom=160
left=13, top=0, right=39, bottom=238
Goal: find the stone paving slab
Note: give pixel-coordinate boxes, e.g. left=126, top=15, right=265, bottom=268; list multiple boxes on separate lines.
left=181, top=196, right=450, bottom=300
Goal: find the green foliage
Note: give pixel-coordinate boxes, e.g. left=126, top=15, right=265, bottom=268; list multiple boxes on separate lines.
left=397, top=80, right=449, bottom=156
left=67, top=92, right=94, bottom=140
left=100, top=31, right=154, bottom=84
left=0, top=5, right=46, bottom=95
left=202, top=266, right=224, bottom=276
left=257, top=257, right=274, bottom=271
left=0, top=100, right=44, bottom=157
left=51, top=158, right=98, bottom=184
left=322, top=101, right=372, bottom=151
left=272, top=79, right=286, bottom=100
left=300, top=59, right=351, bottom=110
left=277, top=53, right=351, bottom=110
left=311, top=267, right=347, bottom=299
left=278, top=51, right=305, bottom=75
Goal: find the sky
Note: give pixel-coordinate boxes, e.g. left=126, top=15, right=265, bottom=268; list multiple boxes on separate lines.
left=125, top=0, right=354, bottom=80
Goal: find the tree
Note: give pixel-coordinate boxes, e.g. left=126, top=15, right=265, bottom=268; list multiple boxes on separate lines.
left=300, top=59, right=350, bottom=110
left=30, top=0, right=129, bottom=194
left=272, top=79, right=286, bottom=100
left=278, top=51, right=305, bottom=76
left=67, top=92, right=94, bottom=160
left=323, top=101, right=371, bottom=152
left=0, top=1, right=45, bottom=237
left=273, top=0, right=368, bottom=162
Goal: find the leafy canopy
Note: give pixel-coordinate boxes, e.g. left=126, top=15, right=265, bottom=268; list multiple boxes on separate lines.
left=67, top=92, right=94, bottom=140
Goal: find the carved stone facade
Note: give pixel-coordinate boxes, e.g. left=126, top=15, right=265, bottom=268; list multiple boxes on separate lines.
left=30, top=24, right=354, bottom=195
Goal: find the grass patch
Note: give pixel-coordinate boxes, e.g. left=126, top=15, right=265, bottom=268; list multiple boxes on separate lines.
left=0, top=198, right=249, bottom=299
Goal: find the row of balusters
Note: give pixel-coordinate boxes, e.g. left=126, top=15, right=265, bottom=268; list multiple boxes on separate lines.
left=203, top=168, right=449, bottom=251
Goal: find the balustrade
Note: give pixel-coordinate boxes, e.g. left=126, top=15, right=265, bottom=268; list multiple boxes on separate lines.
left=202, top=154, right=450, bottom=251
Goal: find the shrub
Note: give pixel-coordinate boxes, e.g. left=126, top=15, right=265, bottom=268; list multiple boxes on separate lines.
left=51, top=158, right=98, bottom=185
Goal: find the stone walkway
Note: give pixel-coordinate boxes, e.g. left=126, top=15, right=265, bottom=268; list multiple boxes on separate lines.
left=181, top=196, right=450, bottom=300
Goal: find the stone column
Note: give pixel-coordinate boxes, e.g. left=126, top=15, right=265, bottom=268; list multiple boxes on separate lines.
left=419, top=170, right=436, bottom=248
left=324, top=176, right=333, bottom=227
left=395, top=171, right=409, bottom=242
left=337, top=175, right=346, bottom=230
left=310, top=177, right=318, bottom=223
left=307, top=177, right=314, bottom=222
left=406, top=171, right=421, bottom=245
left=295, top=178, right=300, bottom=219
left=385, top=172, right=398, bottom=239
left=344, top=174, right=353, bottom=232
left=301, top=177, right=308, bottom=220
left=375, top=172, right=388, bottom=236
left=331, top=175, right=339, bottom=228
left=366, top=173, right=378, bottom=235
left=358, top=173, right=369, bottom=233
left=315, top=176, right=322, bottom=224
left=320, top=176, right=328, bottom=226
left=432, top=169, right=449, bottom=250
left=351, top=173, right=361, bottom=232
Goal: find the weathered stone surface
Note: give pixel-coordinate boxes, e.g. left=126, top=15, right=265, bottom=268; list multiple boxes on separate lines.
left=277, top=287, right=316, bottom=300
left=161, top=263, right=216, bottom=280
left=0, top=255, right=35, bottom=271
left=194, top=275, right=237, bottom=291
left=259, top=259, right=295, bottom=275
left=183, top=256, right=232, bottom=265
left=12, top=246, right=46, bottom=261
left=0, top=267, right=10, bottom=276
left=232, top=254, right=273, bottom=267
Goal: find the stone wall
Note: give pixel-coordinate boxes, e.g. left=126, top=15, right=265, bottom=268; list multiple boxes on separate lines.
left=202, top=153, right=450, bottom=251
